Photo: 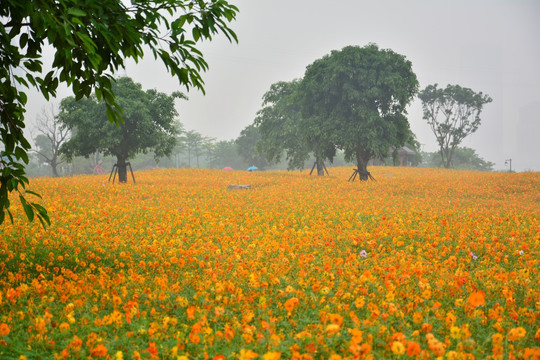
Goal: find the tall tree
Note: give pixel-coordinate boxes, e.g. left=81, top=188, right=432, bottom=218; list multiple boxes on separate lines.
left=422, top=147, right=494, bottom=171
left=59, top=77, right=183, bottom=182
left=236, top=124, right=270, bottom=170
left=299, top=44, right=418, bottom=180
left=183, top=130, right=214, bottom=168
left=418, top=84, right=492, bottom=169
left=297, top=57, right=339, bottom=176
left=171, top=124, right=187, bottom=168
left=32, top=104, right=70, bottom=177
left=254, top=79, right=310, bottom=171
left=0, top=0, right=238, bottom=224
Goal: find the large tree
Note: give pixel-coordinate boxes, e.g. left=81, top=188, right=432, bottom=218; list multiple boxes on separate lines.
left=299, top=44, right=418, bottom=180
left=59, top=77, right=183, bottom=182
left=0, top=0, right=237, bottom=224
left=418, top=84, right=492, bottom=169
left=254, top=79, right=311, bottom=171
left=32, top=104, right=70, bottom=177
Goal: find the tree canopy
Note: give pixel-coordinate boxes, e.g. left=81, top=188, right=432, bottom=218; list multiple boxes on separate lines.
left=59, top=77, right=184, bottom=182
left=299, top=44, right=418, bottom=180
left=254, top=79, right=310, bottom=171
left=418, top=84, right=492, bottom=169
left=0, top=0, right=238, bottom=224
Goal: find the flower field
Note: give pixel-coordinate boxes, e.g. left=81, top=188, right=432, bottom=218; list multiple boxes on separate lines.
left=0, top=167, right=539, bottom=359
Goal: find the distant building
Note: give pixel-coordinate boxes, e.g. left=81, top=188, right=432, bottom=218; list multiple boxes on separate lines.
left=369, top=146, right=417, bottom=167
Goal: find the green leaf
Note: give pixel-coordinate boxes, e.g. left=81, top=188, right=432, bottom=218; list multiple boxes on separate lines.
left=25, top=190, right=43, bottom=199
left=192, top=27, right=200, bottom=42
left=67, top=8, right=87, bottom=17
left=14, top=147, right=29, bottom=164
left=19, top=33, right=29, bottom=48
left=19, top=195, right=34, bottom=222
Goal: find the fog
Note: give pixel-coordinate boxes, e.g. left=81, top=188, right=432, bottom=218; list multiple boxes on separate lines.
left=24, top=0, right=540, bottom=171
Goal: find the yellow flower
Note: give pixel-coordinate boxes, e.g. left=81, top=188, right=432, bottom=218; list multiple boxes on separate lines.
left=450, top=326, right=461, bottom=339
left=391, top=341, right=405, bottom=355
left=239, top=349, right=258, bottom=360
left=326, top=324, right=340, bottom=334
left=263, top=352, right=281, bottom=360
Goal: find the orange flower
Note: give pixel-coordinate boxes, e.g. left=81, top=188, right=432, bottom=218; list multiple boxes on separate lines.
left=421, top=323, right=433, bottom=333
left=508, top=327, right=527, bottom=341
left=284, top=297, right=299, bottom=313
left=186, top=306, right=196, bottom=319
left=406, top=342, right=421, bottom=356
left=467, top=291, right=486, bottom=307
left=0, top=323, right=10, bottom=336
left=147, top=342, right=158, bottom=356
left=90, top=344, right=108, bottom=357
left=328, top=313, right=344, bottom=326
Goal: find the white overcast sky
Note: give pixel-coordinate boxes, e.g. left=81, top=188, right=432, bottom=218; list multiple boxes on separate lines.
left=25, top=0, right=540, bottom=171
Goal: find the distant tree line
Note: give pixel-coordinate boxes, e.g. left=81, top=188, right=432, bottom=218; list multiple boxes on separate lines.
left=27, top=44, right=494, bottom=183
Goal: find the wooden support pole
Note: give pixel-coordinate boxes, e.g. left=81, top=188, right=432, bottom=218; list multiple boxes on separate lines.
left=128, top=162, right=136, bottom=183
left=108, top=164, right=118, bottom=183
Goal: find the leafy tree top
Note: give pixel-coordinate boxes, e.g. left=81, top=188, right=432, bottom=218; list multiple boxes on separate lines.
left=418, top=84, right=492, bottom=148
left=299, top=43, right=418, bottom=166
left=254, top=79, right=310, bottom=170
left=59, top=77, right=183, bottom=162
left=418, top=83, right=492, bottom=168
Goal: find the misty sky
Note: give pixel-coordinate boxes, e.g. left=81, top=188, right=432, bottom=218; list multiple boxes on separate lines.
left=25, top=0, right=540, bottom=171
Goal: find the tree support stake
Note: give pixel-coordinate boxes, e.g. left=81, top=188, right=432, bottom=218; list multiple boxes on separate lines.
left=108, top=163, right=136, bottom=183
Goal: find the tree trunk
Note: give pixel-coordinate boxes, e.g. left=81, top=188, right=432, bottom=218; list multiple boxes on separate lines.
left=356, top=150, right=371, bottom=181
left=117, top=156, right=128, bottom=183
left=441, top=148, right=452, bottom=168
left=316, top=156, right=324, bottom=176
left=51, top=159, right=59, bottom=177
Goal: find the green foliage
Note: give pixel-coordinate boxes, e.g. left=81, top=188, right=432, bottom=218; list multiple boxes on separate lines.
left=298, top=43, right=418, bottom=180
left=422, top=147, right=494, bottom=171
left=254, top=79, right=310, bottom=170
left=206, top=140, right=250, bottom=170
left=236, top=124, right=271, bottom=170
left=182, top=130, right=215, bottom=168
left=59, top=77, right=183, bottom=179
left=418, top=84, right=492, bottom=169
left=0, top=0, right=238, bottom=224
